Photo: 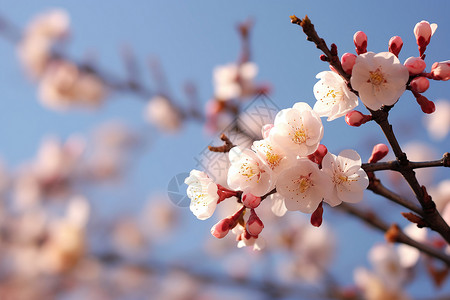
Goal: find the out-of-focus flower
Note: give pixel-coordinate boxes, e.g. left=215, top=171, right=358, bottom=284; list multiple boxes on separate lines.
left=213, top=62, right=258, bottom=100
left=185, top=170, right=219, bottom=220
left=354, top=268, right=411, bottom=300
left=233, top=224, right=266, bottom=251
left=268, top=193, right=287, bottom=217
left=39, top=60, right=106, bottom=110
left=430, top=180, right=450, bottom=213
left=313, top=71, right=358, bottom=121
left=424, top=100, right=450, bottom=141
left=321, top=149, right=369, bottom=207
left=269, top=102, right=323, bottom=157
left=39, top=196, right=90, bottom=274
left=145, top=95, right=182, bottom=132
left=227, top=146, right=273, bottom=197
left=276, top=159, right=331, bottom=213
left=18, top=9, right=70, bottom=78
left=351, top=52, right=409, bottom=110
left=397, top=224, right=427, bottom=268
left=430, top=61, right=450, bottom=81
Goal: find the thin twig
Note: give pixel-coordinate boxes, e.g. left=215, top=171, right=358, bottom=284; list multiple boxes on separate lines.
left=338, top=203, right=450, bottom=266
left=208, top=134, right=236, bottom=153
left=362, top=153, right=450, bottom=172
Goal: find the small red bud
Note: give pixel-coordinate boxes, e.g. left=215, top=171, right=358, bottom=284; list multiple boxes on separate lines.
left=307, top=144, right=328, bottom=168
left=341, top=53, right=357, bottom=75
left=404, top=57, right=427, bottom=75
left=354, top=31, right=367, bottom=55
left=416, top=95, right=435, bottom=114
left=310, top=201, right=323, bottom=227
left=242, top=193, right=261, bottom=209
left=330, top=43, right=338, bottom=56
left=345, top=110, right=372, bottom=127
left=369, top=144, right=389, bottom=163
left=320, top=54, right=329, bottom=62
left=410, top=77, right=430, bottom=93
left=430, top=61, right=450, bottom=81
left=388, top=36, right=403, bottom=57
left=246, top=209, right=264, bottom=236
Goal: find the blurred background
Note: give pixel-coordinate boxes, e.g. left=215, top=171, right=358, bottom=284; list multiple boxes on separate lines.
left=0, top=1, right=449, bottom=299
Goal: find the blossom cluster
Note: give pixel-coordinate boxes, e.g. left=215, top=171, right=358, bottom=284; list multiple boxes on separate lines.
left=18, top=9, right=106, bottom=110
left=185, top=100, right=369, bottom=249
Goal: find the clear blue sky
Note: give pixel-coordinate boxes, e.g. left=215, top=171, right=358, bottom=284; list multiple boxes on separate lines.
left=0, top=1, right=449, bottom=297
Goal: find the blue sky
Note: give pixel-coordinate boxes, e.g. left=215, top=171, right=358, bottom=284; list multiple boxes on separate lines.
left=0, top=1, right=449, bottom=297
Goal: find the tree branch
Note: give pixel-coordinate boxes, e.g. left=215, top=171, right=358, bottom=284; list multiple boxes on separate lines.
left=362, top=152, right=450, bottom=172
left=338, top=203, right=450, bottom=266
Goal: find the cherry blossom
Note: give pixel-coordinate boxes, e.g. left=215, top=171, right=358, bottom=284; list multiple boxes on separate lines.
left=251, top=139, right=292, bottom=175
left=213, top=62, right=258, bottom=100
left=321, top=150, right=368, bottom=206
left=145, top=95, right=182, bottom=132
left=227, top=146, right=273, bottom=197
left=185, top=170, right=219, bottom=220
left=313, top=71, right=358, bottom=121
left=269, top=102, right=323, bottom=157
left=397, top=224, right=427, bottom=268
left=351, top=52, right=409, bottom=110
left=276, top=158, right=331, bottom=213
left=430, top=61, right=450, bottom=81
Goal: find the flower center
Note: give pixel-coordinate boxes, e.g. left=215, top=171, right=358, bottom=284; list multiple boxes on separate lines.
left=295, top=175, right=312, bottom=193
left=240, top=160, right=262, bottom=182
left=368, top=68, right=386, bottom=86
left=290, top=123, right=308, bottom=144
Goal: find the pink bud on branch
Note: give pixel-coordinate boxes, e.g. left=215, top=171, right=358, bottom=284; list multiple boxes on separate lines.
left=388, top=36, right=403, bottom=57
left=246, top=209, right=264, bottom=236
left=410, top=77, right=430, bottom=93
left=307, top=144, right=328, bottom=168
left=242, top=193, right=261, bottom=209
left=404, top=57, right=426, bottom=75
left=341, top=53, right=357, bottom=74
left=211, top=206, right=245, bottom=239
left=430, top=61, right=450, bottom=81
left=353, top=31, right=367, bottom=55
left=345, top=110, right=372, bottom=127
left=415, top=94, right=436, bottom=114
left=369, top=144, right=389, bottom=163
left=414, top=20, right=437, bottom=56
left=310, top=201, right=323, bottom=227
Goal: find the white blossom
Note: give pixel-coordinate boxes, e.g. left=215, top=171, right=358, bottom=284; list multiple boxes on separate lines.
left=351, top=52, right=409, bottom=110
left=185, top=170, right=219, bottom=220
left=313, top=71, right=358, bottom=121
left=269, top=102, right=324, bottom=157
left=321, top=149, right=369, bottom=207
left=227, top=146, right=273, bottom=197
left=276, top=158, right=331, bottom=213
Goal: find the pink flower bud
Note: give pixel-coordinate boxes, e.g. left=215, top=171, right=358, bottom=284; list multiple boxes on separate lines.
left=242, top=193, right=261, bottom=209
left=353, top=31, right=367, bottom=55
left=430, top=61, right=450, bottom=81
left=404, top=57, right=426, bottom=75
left=345, top=110, right=372, bottom=127
left=261, top=124, right=274, bottom=139
left=307, top=144, right=328, bottom=167
left=211, top=218, right=232, bottom=239
left=341, top=53, right=357, bottom=74
left=414, top=21, right=437, bottom=56
left=388, top=36, right=403, bottom=57
left=410, top=77, right=430, bottom=93
left=310, top=201, right=323, bottom=227
left=416, top=95, right=435, bottom=114
left=246, top=209, right=264, bottom=236
left=369, top=144, right=389, bottom=163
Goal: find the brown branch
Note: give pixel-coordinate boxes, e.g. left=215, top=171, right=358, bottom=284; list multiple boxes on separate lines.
left=362, top=152, right=450, bottom=172
left=290, top=15, right=351, bottom=83
left=208, top=134, right=236, bottom=153
left=370, top=109, right=450, bottom=244
left=338, top=203, right=450, bottom=266
left=368, top=177, right=423, bottom=216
